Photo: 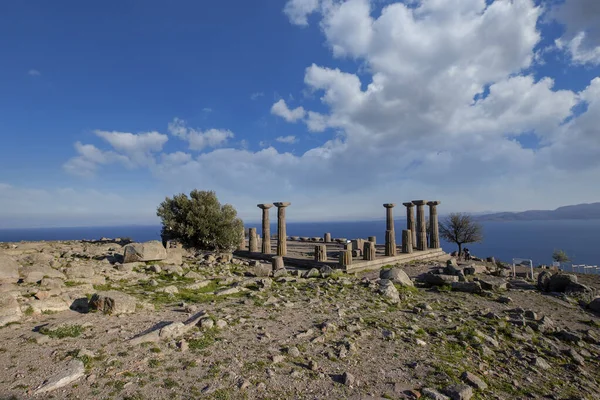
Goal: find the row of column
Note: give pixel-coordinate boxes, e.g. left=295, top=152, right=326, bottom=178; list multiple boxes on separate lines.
left=385, top=200, right=441, bottom=253
left=250, top=202, right=291, bottom=256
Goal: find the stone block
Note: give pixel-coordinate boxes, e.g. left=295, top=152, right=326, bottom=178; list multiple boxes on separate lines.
left=89, top=291, right=137, bottom=315
left=123, top=241, right=167, bottom=263
left=0, top=254, right=19, bottom=284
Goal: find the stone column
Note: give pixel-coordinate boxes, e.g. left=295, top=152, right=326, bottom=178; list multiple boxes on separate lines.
left=402, top=229, right=413, bottom=253
left=273, top=202, right=291, bottom=256
left=237, top=229, right=246, bottom=251
left=384, top=203, right=396, bottom=257
left=412, top=200, right=428, bottom=251
left=248, top=228, right=258, bottom=252
left=272, top=256, right=284, bottom=271
left=368, top=236, right=376, bottom=244
left=314, top=245, right=327, bottom=262
left=339, top=250, right=352, bottom=267
left=427, top=201, right=441, bottom=249
left=403, top=202, right=416, bottom=248
left=363, top=241, right=376, bottom=261
left=324, top=233, right=331, bottom=243
left=257, top=204, right=273, bottom=254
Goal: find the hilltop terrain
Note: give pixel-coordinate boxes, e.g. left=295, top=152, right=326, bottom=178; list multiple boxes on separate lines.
left=477, top=203, right=600, bottom=221
left=0, top=240, right=599, bottom=399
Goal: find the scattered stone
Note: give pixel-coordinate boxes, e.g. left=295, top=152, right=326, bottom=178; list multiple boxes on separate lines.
left=0, top=292, right=21, bottom=327
left=88, top=291, right=137, bottom=315
left=589, top=297, right=600, bottom=312
left=303, top=268, right=320, bottom=278
left=497, top=296, right=512, bottom=304
left=272, top=354, right=285, bottom=364
left=216, top=319, right=228, bottom=329
left=531, top=356, right=551, bottom=370
left=461, top=371, right=488, bottom=390
left=248, top=263, right=271, bottom=277
left=556, top=329, right=582, bottom=343
left=319, top=265, right=334, bottom=278
left=123, top=241, right=167, bottom=263
left=443, top=383, right=473, bottom=400
left=477, top=277, right=507, bottom=291
left=416, top=338, right=427, bottom=347
left=566, top=348, right=585, bottom=366
left=382, top=329, right=396, bottom=340
left=34, top=359, right=85, bottom=395
left=215, top=287, right=243, bottom=296
left=200, top=318, right=215, bottom=330
left=288, top=346, right=301, bottom=357
left=422, top=273, right=459, bottom=286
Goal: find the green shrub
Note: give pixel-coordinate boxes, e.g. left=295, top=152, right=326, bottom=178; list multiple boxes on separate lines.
left=156, top=190, right=243, bottom=251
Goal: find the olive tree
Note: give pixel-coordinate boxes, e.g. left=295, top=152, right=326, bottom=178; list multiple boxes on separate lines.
left=156, top=190, right=243, bottom=251
left=439, top=212, right=483, bottom=254
left=552, top=249, right=570, bottom=264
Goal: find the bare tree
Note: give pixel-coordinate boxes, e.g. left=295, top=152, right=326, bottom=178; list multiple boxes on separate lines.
left=439, top=213, right=483, bottom=255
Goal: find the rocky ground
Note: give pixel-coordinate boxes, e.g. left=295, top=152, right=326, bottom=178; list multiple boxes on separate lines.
left=1, top=239, right=600, bottom=400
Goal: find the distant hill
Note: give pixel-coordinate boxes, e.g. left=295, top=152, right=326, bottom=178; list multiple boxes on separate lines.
left=476, top=202, right=600, bottom=221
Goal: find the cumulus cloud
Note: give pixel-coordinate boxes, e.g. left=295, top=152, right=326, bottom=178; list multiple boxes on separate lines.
left=552, top=0, right=600, bottom=65
left=271, top=99, right=306, bottom=122
left=28, top=69, right=41, bottom=76
left=167, top=118, right=234, bottom=150
left=276, top=135, right=298, bottom=144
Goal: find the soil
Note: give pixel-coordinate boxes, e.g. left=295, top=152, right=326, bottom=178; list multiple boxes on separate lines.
left=0, top=240, right=599, bottom=400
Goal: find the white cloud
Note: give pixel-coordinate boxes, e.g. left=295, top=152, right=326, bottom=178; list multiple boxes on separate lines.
left=271, top=99, right=306, bottom=122
left=167, top=118, right=234, bottom=150
left=28, top=69, right=41, bottom=76
left=250, top=92, right=264, bottom=100
left=202, top=107, right=213, bottom=113
left=283, top=0, right=321, bottom=26
left=552, top=0, right=600, bottom=65
left=276, top=135, right=298, bottom=144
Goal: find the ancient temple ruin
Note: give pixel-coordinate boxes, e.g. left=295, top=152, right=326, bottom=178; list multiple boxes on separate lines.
left=236, top=200, right=445, bottom=273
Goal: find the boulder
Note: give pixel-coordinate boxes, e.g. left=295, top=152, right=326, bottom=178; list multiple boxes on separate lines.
left=548, top=273, right=578, bottom=292
left=378, top=279, right=400, bottom=303
left=380, top=268, right=414, bottom=287
left=320, top=265, right=334, bottom=278
left=564, top=282, right=594, bottom=296
left=88, top=291, right=137, bottom=315
left=27, top=297, right=71, bottom=314
left=303, top=268, right=320, bottom=278
left=476, top=277, right=507, bottom=291
left=123, top=241, right=167, bottom=263
left=588, top=297, right=600, bottom=312
left=537, top=270, right=552, bottom=292
left=0, top=254, right=19, bottom=283
left=0, top=292, right=21, bottom=327
left=247, top=263, right=271, bottom=277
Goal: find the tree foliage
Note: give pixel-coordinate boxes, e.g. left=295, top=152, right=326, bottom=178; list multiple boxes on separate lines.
left=439, top=212, right=483, bottom=254
left=156, top=190, right=243, bottom=251
left=552, top=249, right=570, bottom=263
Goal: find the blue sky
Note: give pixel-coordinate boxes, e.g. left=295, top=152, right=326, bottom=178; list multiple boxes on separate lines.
left=1, top=0, right=600, bottom=228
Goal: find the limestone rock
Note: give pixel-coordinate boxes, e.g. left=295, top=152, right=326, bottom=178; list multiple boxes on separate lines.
left=422, top=388, right=450, bottom=400
left=28, top=297, right=71, bottom=314
left=0, top=254, right=19, bottom=284
left=443, top=383, right=473, bottom=400
left=34, top=359, right=85, bottom=395
left=380, top=268, right=414, bottom=287
left=0, top=292, right=21, bottom=327
left=303, top=268, right=320, bottom=278
left=548, top=273, right=577, bottom=292
left=422, top=273, right=459, bottom=286
left=123, top=241, right=167, bottom=263
left=451, top=281, right=482, bottom=294
left=477, top=277, right=507, bottom=291
left=165, top=247, right=183, bottom=265
left=319, top=265, right=334, bottom=278
left=65, top=264, right=94, bottom=279
left=378, top=279, right=400, bottom=303
left=248, top=263, right=271, bottom=277
left=88, top=291, right=137, bottom=315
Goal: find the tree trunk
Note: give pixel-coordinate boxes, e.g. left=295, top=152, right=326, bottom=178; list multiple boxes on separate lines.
left=457, top=243, right=462, bottom=257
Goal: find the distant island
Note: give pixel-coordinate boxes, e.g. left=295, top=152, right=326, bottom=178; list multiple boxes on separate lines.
left=477, top=202, right=600, bottom=221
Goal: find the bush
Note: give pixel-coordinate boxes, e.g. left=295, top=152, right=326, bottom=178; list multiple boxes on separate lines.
left=156, top=190, right=243, bottom=251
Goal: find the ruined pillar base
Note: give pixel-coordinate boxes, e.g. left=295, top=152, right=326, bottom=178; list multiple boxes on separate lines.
left=363, top=241, right=376, bottom=261
left=385, top=230, right=396, bottom=257
left=339, top=250, right=352, bottom=267
left=314, top=245, right=327, bottom=262
left=402, top=229, right=413, bottom=254
left=272, top=256, right=284, bottom=271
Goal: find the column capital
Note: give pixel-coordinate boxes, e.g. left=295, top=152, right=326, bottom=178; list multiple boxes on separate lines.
left=412, top=200, right=428, bottom=206
left=273, top=202, right=291, bottom=208
left=257, top=203, right=273, bottom=209
left=383, top=203, right=396, bottom=208
left=427, top=201, right=441, bottom=207
left=402, top=202, right=414, bottom=207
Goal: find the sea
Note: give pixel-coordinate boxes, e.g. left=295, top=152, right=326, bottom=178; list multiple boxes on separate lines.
left=1, top=219, right=599, bottom=267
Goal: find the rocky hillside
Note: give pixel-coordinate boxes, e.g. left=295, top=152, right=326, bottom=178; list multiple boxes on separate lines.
left=0, top=240, right=599, bottom=399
